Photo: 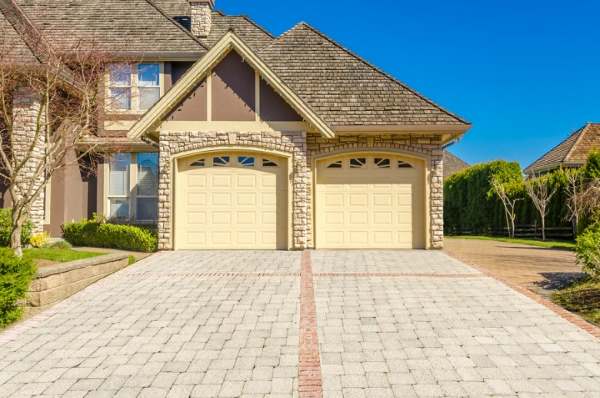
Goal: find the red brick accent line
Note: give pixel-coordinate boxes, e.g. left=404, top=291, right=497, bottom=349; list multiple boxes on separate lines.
left=299, top=251, right=323, bottom=398
left=314, top=272, right=484, bottom=278
left=459, top=260, right=600, bottom=339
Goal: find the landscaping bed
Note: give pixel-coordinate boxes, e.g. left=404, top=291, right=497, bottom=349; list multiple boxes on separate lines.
left=553, top=279, right=600, bottom=326
left=446, top=235, right=576, bottom=251
left=23, top=247, right=103, bottom=267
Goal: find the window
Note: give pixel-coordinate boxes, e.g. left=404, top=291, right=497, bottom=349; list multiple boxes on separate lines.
left=108, top=153, right=131, bottom=219
left=398, top=161, right=413, bottom=168
left=108, top=63, right=161, bottom=111
left=136, top=153, right=159, bottom=222
left=190, top=159, right=205, bottom=167
left=350, top=158, right=367, bottom=168
left=263, top=159, right=278, bottom=167
left=375, top=158, right=391, bottom=168
left=107, top=153, right=158, bottom=222
left=238, top=156, right=255, bottom=167
left=213, top=156, right=230, bottom=167
left=327, top=161, right=342, bottom=169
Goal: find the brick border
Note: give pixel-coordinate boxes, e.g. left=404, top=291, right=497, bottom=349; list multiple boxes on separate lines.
left=298, top=251, right=323, bottom=398
left=449, top=255, right=600, bottom=339
left=314, top=272, right=484, bottom=278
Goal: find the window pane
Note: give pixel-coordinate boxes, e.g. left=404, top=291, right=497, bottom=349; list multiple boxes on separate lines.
left=238, top=156, right=255, bottom=167
left=109, top=153, right=130, bottom=196
left=110, top=199, right=129, bottom=220
left=109, top=64, right=131, bottom=86
left=213, top=156, right=230, bottom=167
left=136, top=198, right=158, bottom=221
left=139, top=87, right=160, bottom=110
left=137, top=153, right=158, bottom=196
left=110, top=87, right=132, bottom=110
left=138, top=64, right=160, bottom=87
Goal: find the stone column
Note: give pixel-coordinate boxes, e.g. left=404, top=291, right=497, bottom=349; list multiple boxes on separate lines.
left=157, top=132, right=172, bottom=250
left=190, top=0, right=213, bottom=38
left=291, top=132, right=309, bottom=249
left=430, top=149, right=444, bottom=249
left=12, top=87, right=46, bottom=234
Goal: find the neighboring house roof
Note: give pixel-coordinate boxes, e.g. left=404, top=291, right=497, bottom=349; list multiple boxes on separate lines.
left=0, top=5, right=38, bottom=64
left=443, top=151, right=469, bottom=180
left=198, top=12, right=274, bottom=52
left=13, top=0, right=206, bottom=57
left=524, top=123, right=600, bottom=175
left=258, top=23, right=469, bottom=129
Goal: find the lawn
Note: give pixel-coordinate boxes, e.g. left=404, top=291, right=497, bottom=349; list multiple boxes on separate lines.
left=446, top=235, right=576, bottom=251
left=553, top=279, right=600, bottom=326
left=23, top=247, right=103, bottom=265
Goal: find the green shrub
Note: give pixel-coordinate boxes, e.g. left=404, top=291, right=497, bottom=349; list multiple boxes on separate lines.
left=582, top=150, right=600, bottom=179
left=63, top=219, right=158, bottom=253
left=0, top=248, right=36, bottom=327
left=48, top=240, right=72, bottom=250
left=576, top=222, right=600, bottom=279
left=0, top=209, right=32, bottom=247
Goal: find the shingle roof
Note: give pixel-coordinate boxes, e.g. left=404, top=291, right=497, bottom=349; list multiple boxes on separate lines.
left=14, top=0, right=205, bottom=56
left=198, top=12, right=274, bottom=52
left=0, top=5, right=39, bottom=64
left=258, top=23, right=469, bottom=128
left=524, top=123, right=600, bottom=175
left=443, top=151, right=469, bottom=180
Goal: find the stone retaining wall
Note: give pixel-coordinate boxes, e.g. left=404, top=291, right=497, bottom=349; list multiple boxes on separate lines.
left=27, top=253, right=129, bottom=310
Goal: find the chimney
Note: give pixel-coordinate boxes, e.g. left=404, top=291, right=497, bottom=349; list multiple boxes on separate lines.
left=189, top=0, right=214, bottom=37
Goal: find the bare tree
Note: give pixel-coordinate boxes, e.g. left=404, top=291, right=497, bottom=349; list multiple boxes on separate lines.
left=0, top=35, right=107, bottom=256
left=525, top=176, right=557, bottom=241
left=563, top=168, right=584, bottom=234
left=491, top=178, right=521, bottom=238
left=580, top=178, right=600, bottom=222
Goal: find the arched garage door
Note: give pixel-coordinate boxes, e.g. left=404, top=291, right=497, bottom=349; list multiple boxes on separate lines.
left=315, top=154, right=426, bottom=249
left=175, top=153, right=288, bottom=250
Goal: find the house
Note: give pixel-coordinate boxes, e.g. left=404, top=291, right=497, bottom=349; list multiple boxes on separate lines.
left=0, top=0, right=470, bottom=250
left=524, top=123, right=600, bottom=176
left=443, top=151, right=469, bottom=181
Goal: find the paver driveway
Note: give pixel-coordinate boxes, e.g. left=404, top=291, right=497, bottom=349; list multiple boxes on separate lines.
left=0, top=250, right=599, bottom=398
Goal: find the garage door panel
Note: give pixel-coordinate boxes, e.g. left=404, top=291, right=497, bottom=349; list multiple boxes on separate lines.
left=176, top=153, right=288, bottom=250
left=316, top=154, right=425, bottom=249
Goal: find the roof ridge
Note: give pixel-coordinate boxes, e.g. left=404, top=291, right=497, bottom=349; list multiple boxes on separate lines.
left=524, top=125, right=585, bottom=173
left=145, top=0, right=208, bottom=51
left=565, top=123, right=593, bottom=163
left=0, top=0, right=51, bottom=63
left=284, top=21, right=470, bottom=126
left=218, top=13, right=275, bottom=40
left=259, top=21, right=305, bottom=53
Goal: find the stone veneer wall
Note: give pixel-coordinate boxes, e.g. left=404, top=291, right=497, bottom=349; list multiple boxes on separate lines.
left=11, top=87, right=46, bottom=233
left=158, top=130, right=309, bottom=250
left=306, top=133, right=445, bottom=249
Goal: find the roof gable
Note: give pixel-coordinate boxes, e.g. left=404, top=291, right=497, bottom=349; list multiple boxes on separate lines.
left=258, top=23, right=469, bottom=129
left=525, top=123, right=600, bottom=174
left=14, top=0, right=205, bottom=56
left=128, top=31, right=334, bottom=139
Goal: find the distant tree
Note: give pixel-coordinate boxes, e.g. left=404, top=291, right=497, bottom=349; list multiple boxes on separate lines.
left=525, top=175, right=557, bottom=241
left=563, top=168, right=585, bottom=235
left=490, top=177, right=522, bottom=238
left=582, top=150, right=600, bottom=179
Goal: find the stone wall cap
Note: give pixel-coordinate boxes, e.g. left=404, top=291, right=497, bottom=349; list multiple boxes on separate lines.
left=36, top=253, right=129, bottom=279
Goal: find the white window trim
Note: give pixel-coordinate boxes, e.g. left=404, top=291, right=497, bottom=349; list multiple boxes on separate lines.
left=105, top=153, right=159, bottom=223
left=105, top=63, right=165, bottom=114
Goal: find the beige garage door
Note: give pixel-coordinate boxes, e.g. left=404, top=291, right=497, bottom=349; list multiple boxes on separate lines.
left=175, top=153, right=288, bottom=250
left=316, top=155, right=425, bottom=249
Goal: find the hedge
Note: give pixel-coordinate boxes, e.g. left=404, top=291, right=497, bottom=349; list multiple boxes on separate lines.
left=0, top=209, right=32, bottom=247
left=0, top=248, right=36, bottom=327
left=63, top=220, right=158, bottom=253
left=576, top=222, right=600, bottom=279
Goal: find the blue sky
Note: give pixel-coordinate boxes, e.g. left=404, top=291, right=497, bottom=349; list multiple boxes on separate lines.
left=218, top=0, right=600, bottom=168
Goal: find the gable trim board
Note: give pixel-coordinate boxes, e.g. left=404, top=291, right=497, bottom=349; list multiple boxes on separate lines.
left=128, top=31, right=336, bottom=139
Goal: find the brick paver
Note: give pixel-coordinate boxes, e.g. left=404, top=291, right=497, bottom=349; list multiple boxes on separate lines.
left=1, top=250, right=599, bottom=397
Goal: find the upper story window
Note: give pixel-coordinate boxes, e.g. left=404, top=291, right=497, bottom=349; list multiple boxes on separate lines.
left=108, top=63, right=161, bottom=112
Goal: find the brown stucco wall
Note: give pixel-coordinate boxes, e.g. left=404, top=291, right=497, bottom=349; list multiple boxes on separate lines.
left=167, top=78, right=208, bottom=121
left=259, top=79, right=302, bottom=122
left=211, top=52, right=256, bottom=121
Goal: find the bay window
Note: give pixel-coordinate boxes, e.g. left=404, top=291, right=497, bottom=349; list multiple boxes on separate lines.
left=108, top=153, right=158, bottom=222
left=108, top=63, right=162, bottom=112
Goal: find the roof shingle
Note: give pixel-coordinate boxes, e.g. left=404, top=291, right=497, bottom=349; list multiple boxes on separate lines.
left=199, top=12, right=274, bottom=52
left=0, top=6, right=39, bottom=64
left=258, top=23, right=469, bottom=128
left=14, top=0, right=205, bottom=56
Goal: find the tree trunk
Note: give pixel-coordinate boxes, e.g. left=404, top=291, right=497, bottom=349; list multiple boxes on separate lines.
left=541, top=216, right=546, bottom=241
left=10, top=221, right=23, bottom=258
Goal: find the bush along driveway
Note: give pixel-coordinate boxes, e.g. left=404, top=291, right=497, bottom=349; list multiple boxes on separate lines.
left=1, top=250, right=600, bottom=397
